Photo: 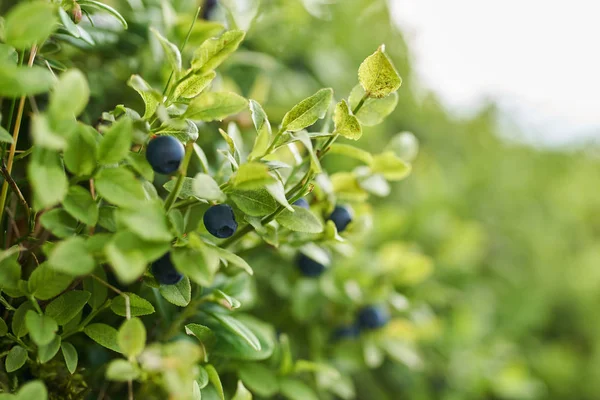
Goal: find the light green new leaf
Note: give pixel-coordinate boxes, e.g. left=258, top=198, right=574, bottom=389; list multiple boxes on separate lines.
left=276, top=206, right=324, bottom=233
left=64, top=123, right=98, bottom=176
left=150, top=28, right=182, bottom=73
left=84, top=323, right=120, bottom=353
left=349, top=85, right=398, bottom=127
left=0, top=253, right=20, bottom=290
left=95, top=167, right=147, bottom=208
left=333, top=100, right=362, bottom=140
left=25, top=311, right=57, bottom=346
left=281, top=88, right=333, bottom=132
left=230, top=189, right=277, bottom=217
left=279, top=379, right=319, bottom=400
left=4, top=1, right=58, bottom=50
left=48, top=236, right=95, bottom=276
left=192, top=173, right=226, bottom=201
left=63, top=185, right=99, bottom=226
left=28, top=148, right=68, bottom=209
left=0, top=65, right=54, bottom=97
left=191, top=30, right=246, bottom=73
left=185, top=324, right=216, bottom=345
left=185, top=91, right=248, bottom=121
left=155, top=119, right=199, bottom=143
left=232, top=381, right=253, bottom=400
left=114, top=201, right=172, bottom=242
left=45, top=290, right=91, bottom=325
left=358, top=45, right=402, bottom=98
left=232, top=162, right=276, bottom=190
left=39, top=209, right=77, bottom=238
left=111, top=293, right=155, bottom=317
left=329, top=143, right=373, bottom=164
left=98, top=117, right=133, bottom=165
left=117, top=317, right=146, bottom=358
left=173, top=71, right=216, bottom=100
left=30, top=113, right=68, bottom=150
left=248, top=100, right=272, bottom=159
left=49, top=69, right=90, bottom=119
left=106, top=359, right=140, bottom=381
left=5, top=346, right=27, bottom=373
left=15, top=380, right=48, bottom=400
left=213, top=290, right=241, bottom=310
left=38, top=335, right=61, bottom=364
left=159, top=276, right=191, bottom=307
left=28, top=264, right=73, bottom=301
left=127, top=75, right=161, bottom=119
left=265, top=180, right=293, bottom=212
left=370, top=151, right=411, bottom=181
left=204, top=243, right=253, bottom=275
left=292, top=131, right=321, bottom=173
left=61, top=342, right=78, bottom=374
left=105, top=238, right=147, bottom=285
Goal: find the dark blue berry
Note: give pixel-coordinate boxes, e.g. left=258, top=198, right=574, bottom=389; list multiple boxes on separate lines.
left=201, top=0, right=218, bottom=20
left=332, top=324, right=360, bottom=340
left=329, top=205, right=352, bottom=232
left=146, top=136, right=185, bottom=174
left=293, top=198, right=309, bottom=209
left=296, top=253, right=326, bottom=277
left=151, top=252, right=183, bottom=285
left=203, top=204, right=237, bottom=238
left=357, top=305, right=389, bottom=330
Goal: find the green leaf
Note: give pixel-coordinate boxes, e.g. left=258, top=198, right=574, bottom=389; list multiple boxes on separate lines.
left=127, top=152, right=154, bottom=182
left=0, top=253, right=20, bottom=289
left=98, top=118, right=133, bottom=165
left=172, top=247, right=218, bottom=287
left=232, top=381, right=253, bottom=400
left=348, top=85, right=398, bottom=127
left=389, top=131, right=419, bottom=162
left=331, top=172, right=368, bottom=202
left=28, top=264, right=73, bottom=301
left=209, top=313, right=261, bottom=351
left=117, top=317, right=146, bottom=358
left=213, top=289, right=241, bottom=310
left=265, top=180, right=293, bottom=212
left=64, top=123, right=99, bottom=176
left=248, top=100, right=272, bottom=159
left=191, top=30, right=246, bottom=73
left=39, top=209, right=77, bottom=238
left=84, top=323, right=120, bottom=353
left=95, top=167, right=147, bottom=208
left=159, top=276, right=191, bottom=307
left=49, top=69, right=89, bottom=119
left=106, top=359, right=140, bottom=381
left=281, top=88, right=333, bottom=132
left=30, top=113, right=69, bottom=150
left=358, top=45, right=402, bottom=98
left=292, top=131, right=321, bottom=173
left=4, top=1, right=58, bottom=49
left=185, top=324, right=216, bottom=346
left=0, top=44, right=18, bottom=65
left=25, top=311, right=57, bottom=346
left=230, top=189, right=277, bottom=217
left=0, top=65, right=54, bottom=97
left=370, top=151, right=411, bottom=181
left=238, top=364, right=279, bottom=397
left=156, top=120, right=199, bottom=144
left=16, top=380, right=48, bottom=400
left=210, top=315, right=274, bottom=361
left=38, top=335, right=61, bottom=364
left=163, top=177, right=200, bottom=200
left=61, top=342, right=78, bottom=374
left=173, top=71, right=216, bottom=100
left=104, top=239, right=147, bottom=285
left=333, top=100, right=362, bottom=140
left=329, top=143, right=373, bottom=164
left=232, top=162, right=276, bottom=190
left=111, top=293, right=155, bottom=317
left=0, top=318, right=7, bottom=337
left=11, top=303, right=33, bottom=338
left=150, top=28, right=182, bottom=73
left=63, top=186, right=99, bottom=226
left=83, top=267, right=108, bottom=310
left=279, top=379, right=319, bottom=400
left=127, top=75, right=161, bottom=119
left=205, top=364, right=225, bottom=400
left=58, top=7, right=80, bottom=38
left=276, top=206, right=324, bottom=233
left=192, top=173, right=226, bottom=201
left=185, top=92, right=248, bottom=122
left=0, top=126, right=13, bottom=144
left=28, top=148, right=68, bottom=209
left=5, top=346, right=27, bottom=373
left=48, top=236, right=95, bottom=276
left=78, top=0, right=128, bottom=28
left=114, top=201, right=172, bottom=242
left=45, top=290, right=91, bottom=326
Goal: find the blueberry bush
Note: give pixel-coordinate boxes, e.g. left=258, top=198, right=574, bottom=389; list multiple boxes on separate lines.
left=0, top=1, right=420, bottom=399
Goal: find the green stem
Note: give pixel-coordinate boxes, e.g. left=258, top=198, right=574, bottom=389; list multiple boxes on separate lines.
left=61, top=300, right=111, bottom=340
left=0, top=295, right=15, bottom=311
left=264, top=127, right=285, bottom=155
left=27, top=296, right=42, bottom=314
left=352, top=93, right=369, bottom=115
left=6, top=334, right=33, bottom=352
left=164, top=142, right=195, bottom=211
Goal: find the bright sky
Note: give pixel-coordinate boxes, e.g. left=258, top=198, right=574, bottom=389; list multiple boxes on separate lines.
left=389, top=0, right=600, bottom=144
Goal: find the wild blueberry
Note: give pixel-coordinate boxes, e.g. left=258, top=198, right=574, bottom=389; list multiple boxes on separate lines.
left=332, top=324, right=360, bottom=340
left=203, top=204, right=238, bottom=238
left=357, top=305, right=390, bottom=330
left=328, top=205, right=352, bottom=232
left=145, top=135, right=185, bottom=174
left=293, top=198, right=309, bottom=209
left=151, top=252, right=183, bottom=285
left=296, top=253, right=326, bottom=277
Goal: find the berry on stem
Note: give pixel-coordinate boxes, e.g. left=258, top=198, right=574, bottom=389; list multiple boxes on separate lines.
left=328, top=205, right=352, bottom=232
left=296, top=253, right=326, bottom=277
left=293, top=198, right=310, bottom=209
left=203, top=204, right=238, bottom=238
left=152, top=252, right=183, bottom=285
left=357, top=305, right=390, bottom=330
left=146, top=135, right=185, bottom=174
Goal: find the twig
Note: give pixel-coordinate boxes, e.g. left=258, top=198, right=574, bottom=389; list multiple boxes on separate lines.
left=0, top=160, right=30, bottom=225
left=91, top=274, right=131, bottom=320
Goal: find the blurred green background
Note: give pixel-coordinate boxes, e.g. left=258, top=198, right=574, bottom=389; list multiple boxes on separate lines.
left=20, top=0, right=598, bottom=398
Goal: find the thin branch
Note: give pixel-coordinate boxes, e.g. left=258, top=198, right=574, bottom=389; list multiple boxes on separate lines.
left=91, top=274, right=131, bottom=320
